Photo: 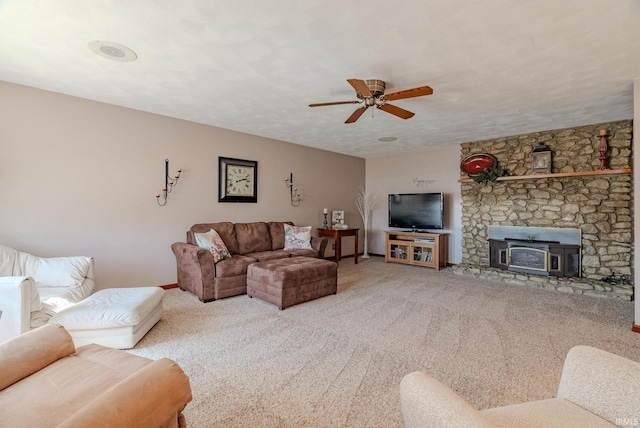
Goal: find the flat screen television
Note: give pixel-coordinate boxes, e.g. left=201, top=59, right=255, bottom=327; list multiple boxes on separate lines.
left=388, top=192, right=444, bottom=231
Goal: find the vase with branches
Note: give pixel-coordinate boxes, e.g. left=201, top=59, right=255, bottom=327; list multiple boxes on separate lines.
left=355, top=185, right=380, bottom=258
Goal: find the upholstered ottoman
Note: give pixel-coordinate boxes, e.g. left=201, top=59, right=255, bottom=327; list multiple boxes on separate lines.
left=247, top=257, right=337, bottom=309
left=48, top=287, right=164, bottom=349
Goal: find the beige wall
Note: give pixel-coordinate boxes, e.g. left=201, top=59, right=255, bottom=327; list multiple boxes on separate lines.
left=365, top=145, right=462, bottom=264
left=0, top=81, right=365, bottom=289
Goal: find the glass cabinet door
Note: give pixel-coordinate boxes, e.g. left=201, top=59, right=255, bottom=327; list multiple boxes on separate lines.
left=389, top=243, right=410, bottom=262
left=413, top=245, right=434, bottom=264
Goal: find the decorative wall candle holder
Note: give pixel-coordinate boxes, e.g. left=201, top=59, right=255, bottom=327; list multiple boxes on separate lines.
left=598, top=130, right=608, bottom=170
left=156, top=159, right=182, bottom=206
left=285, top=173, right=301, bottom=206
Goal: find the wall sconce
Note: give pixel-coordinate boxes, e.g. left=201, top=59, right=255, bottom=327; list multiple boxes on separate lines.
left=284, top=173, right=301, bottom=207
left=598, top=129, right=608, bottom=170
left=156, top=159, right=182, bottom=206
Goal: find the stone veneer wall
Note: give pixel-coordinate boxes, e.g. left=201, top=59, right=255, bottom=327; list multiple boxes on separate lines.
left=454, top=120, right=634, bottom=300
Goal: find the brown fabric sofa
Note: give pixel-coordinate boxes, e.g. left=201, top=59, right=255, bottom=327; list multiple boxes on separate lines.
left=171, top=221, right=328, bottom=302
left=0, top=324, right=192, bottom=428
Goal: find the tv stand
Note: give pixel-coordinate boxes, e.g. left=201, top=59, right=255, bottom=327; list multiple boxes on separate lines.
left=385, top=230, right=448, bottom=270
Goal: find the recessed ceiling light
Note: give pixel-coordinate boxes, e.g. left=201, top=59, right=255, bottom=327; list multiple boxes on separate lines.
left=88, top=40, right=137, bottom=62
left=378, top=136, right=398, bottom=142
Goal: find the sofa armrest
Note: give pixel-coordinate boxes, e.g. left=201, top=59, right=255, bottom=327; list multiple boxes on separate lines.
left=0, top=324, right=75, bottom=390
left=400, top=371, right=495, bottom=428
left=57, top=358, right=192, bottom=428
left=0, top=276, right=38, bottom=344
left=311, top=237, right=328, bottom=259
left=557, top=345, right=640, bottom=425
left=171, top=242, right=217, bottom=302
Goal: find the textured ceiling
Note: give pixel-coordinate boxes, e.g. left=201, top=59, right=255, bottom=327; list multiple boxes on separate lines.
left=1, top=1, right=639, bottom=158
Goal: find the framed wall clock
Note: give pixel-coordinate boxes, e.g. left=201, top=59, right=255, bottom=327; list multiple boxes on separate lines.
left=218, top=157, right=258, bottom=203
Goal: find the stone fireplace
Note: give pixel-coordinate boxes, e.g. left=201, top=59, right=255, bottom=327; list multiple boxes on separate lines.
left=452, top=120, right=634, bottom=301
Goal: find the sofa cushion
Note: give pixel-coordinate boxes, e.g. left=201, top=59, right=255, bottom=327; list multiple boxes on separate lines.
left=235, top=222, right=272, bottom=254
left=194, top=229, right=231, bottom=263
left=31, top=281, right=97, bottom=328
left=285, top=248, right=318, bottom=258
left=284, top=224, right=312, bottom=250
left=246, top=249, right=291, bottom=262
left=25, top=255, right=92, bottom=289
left=214, top=255, right=257, bottom=278
left=190, top=222, right=239, bottom=255
left=268, top=221, right=294, bottom=250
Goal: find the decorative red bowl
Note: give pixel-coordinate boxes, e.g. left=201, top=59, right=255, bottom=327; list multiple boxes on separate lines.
left=460, top=153, right=498, bottom=176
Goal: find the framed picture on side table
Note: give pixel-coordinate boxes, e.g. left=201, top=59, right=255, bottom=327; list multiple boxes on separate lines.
left=332, top=210, right=344, bottom=224
left=218, top=157, right=258, bottom=203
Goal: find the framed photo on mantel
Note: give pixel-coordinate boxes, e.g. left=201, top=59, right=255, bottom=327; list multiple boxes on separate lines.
left=218, top=157, right=258, bottom=203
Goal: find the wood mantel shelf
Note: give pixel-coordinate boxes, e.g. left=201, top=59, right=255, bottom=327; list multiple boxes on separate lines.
left=458, top=168, right=632, bottom=183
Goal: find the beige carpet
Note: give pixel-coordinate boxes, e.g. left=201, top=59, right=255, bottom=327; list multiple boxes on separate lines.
left=128, top=257, right=640, bottom=427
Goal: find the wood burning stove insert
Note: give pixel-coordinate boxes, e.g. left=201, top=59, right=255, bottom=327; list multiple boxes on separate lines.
left=489, top=238, right=581, bottom=277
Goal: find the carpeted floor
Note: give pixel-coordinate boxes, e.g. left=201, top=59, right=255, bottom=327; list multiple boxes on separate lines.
left=127, top=257, right=640, bottom=427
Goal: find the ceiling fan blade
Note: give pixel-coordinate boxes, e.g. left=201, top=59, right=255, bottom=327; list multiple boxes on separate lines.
left=378, top=103, right=415, bottom=120
left=309, top=101, right=361, bottom=107
left=347, top=79, right=372, bottom=98
left=384, top=85, right=433, bottom=101
left=345, top=106, right=369, bottom=124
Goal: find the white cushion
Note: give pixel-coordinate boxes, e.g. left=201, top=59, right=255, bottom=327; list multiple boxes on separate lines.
left=26, top=255, right=93, bottom=288
left=49, top=287, right=164, bottom=330
left=0, top=244, right=20, bottom=276
left=30, top=282, right=95, bottom=328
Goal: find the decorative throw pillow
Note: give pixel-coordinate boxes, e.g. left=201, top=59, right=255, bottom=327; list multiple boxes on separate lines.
left=284, top=224, right=312, bottom=250
left=194, top=229, right=231, bottom=263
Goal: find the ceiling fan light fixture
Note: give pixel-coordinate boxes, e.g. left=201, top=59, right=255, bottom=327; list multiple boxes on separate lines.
left=365, top=79, right=386, bottom=98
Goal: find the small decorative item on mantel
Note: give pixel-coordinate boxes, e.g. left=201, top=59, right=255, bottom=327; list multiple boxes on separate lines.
left=598, top=129, right=609, bottom=170
left=531, top=142, right=552, bottom=174
left=471, top=165, right=509, bottom=183
left=460, top=153, right=498, bottom=177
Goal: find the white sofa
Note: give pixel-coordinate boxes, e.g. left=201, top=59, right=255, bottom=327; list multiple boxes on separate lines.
left=0, top=244, right=164, bottom=349
left=400, top=345, right=640, bottom=428
left=0, top=244, right=95, bottom=344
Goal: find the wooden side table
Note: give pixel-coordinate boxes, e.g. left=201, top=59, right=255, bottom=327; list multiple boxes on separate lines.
left=317, top=228, right=359, bottom=266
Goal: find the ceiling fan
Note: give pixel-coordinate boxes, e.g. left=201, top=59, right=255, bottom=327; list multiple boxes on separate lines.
left=309, top=79, right=433, bottom=124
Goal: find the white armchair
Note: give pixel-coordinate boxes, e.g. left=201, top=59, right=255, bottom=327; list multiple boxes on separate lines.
left=400, top=345, right=640, bottom=428
left=0, top=244, right=95, bottom=344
